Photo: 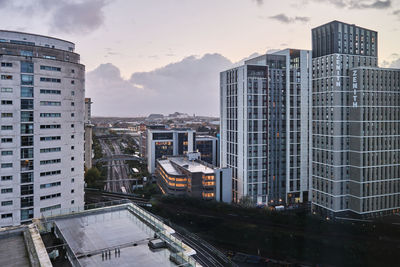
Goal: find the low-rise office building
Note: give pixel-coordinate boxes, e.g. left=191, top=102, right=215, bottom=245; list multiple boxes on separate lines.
left=156, top=153, right=232, bottom=203
left=147, top=128, right=195, bottom=173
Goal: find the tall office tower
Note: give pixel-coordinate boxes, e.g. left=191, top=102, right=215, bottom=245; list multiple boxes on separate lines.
left=220, top=49, right=311, bottom=205
left=84, top=98, right=93, bottom=169
left=146, top=128, right=195, bottom=173
left=312, top=21, right=400, bottom=217
left=0, top=31, right=85, bottom=226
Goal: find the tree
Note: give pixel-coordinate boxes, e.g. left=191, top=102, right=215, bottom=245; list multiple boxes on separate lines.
left=85, top=167, right=102, bottom=188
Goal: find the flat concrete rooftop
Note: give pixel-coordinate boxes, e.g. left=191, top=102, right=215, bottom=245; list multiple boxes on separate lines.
left=54, top=209, right=176, bottom=267
left=0, top=233, right=30, bottom=267
left=170, top=157, right=214, bottom=174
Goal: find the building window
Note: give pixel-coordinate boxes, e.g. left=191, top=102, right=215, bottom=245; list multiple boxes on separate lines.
left=40, top=147, right=61, bottom=153
left=20, top=50, right=33, bottom=57
left=21, top=111, right=33, bottom=122
left=21, top=148, right=33, bottom=159
left=1, top=100, right=12, bottom=105
left=1, top=113, right=13, bottom=118
left=1, top=151, right=13, bottom=156
left=40, top=101, right=61, bottom=106
left=21, top=184, right=34, bottom=195
left=21, top=209, right=33, bottom=220
left=21, top=196, right=34, bottom=208
left=21, top=124, right=33, bottom=134
left=40, top=89, right=61, bottom=95
left=40, top=181, right=61, bottom=189
left=40, top=170, right=61, bottom=177
left=40, top=113, right=61, bottom=118
left=40, top=159, right=61, bottom=165
left=40, top=193, right=61, bottom=200
left=1, top=163, right=12, bottom=168
left=21, top=99, right=34, bottom=109
left=21, top=160, right=34, bottom=171
left=1, top=62, right=12, bottom=67
left=21, top=172, right=33, bottom=183
left=21, top=74, right=34, bottom=85
left=1, top=176, right=12, bottom=181
left=1, top=188, right=13, bottom=194
left=21, top=136, right=34, bottom=146
left=1, top=87, right=13, bottom=93
left=1, top=213, right=13, bottom=219
left=21, top=62, right=34, bottom=73
left=40, top=65, right=61, bottom=71
left=21, top=87, right=34, bottom=97
left=1, top=138, right=12, bottom=143
left=40, top=204, right=61, bottom=212
left=1, top=75, right=13, bottom=80
left=1, top=201, right=12, bottom=206
left=1, top=125, right=13, bottom=130
left=40, top=77, right=61, bottom=83
left=40, top=136, right=61, bottom=141
left=40, top=124, right=61, bottom=129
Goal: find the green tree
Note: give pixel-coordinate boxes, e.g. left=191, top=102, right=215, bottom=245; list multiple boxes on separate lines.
left=85, top=167, right=102, bottom=188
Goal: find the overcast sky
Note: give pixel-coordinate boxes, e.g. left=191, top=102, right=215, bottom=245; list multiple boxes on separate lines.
left=1, top=0, right=400, bottom=117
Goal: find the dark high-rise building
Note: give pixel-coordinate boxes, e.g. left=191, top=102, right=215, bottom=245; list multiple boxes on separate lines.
left=311, top=21, right=400, bottom=218
left=312, top=20, right=378, bottom=58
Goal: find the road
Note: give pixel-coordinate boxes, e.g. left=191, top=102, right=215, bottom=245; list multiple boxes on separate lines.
left=99, top=139, right=132, bottom=193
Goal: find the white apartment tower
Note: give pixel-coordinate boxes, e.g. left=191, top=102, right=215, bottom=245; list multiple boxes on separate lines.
left=220, top=49, right=311, bottom=205
left=0, top=31, right=85, bottom=226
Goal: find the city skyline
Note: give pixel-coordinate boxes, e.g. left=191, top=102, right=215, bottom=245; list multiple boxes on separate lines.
left=1, top=0, right=400, bottom=117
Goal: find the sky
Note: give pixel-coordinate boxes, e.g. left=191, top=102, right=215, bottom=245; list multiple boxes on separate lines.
left=1, top=0, right=400, bottom=117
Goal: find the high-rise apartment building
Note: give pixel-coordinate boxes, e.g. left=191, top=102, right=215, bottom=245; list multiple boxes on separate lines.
left=146, top=128, right=195, bottom=173
left=0, top=30, right=85, bottom=226
left=311, top=21, right=400, bottom=217
left=220, top=49, right=311, bottom=204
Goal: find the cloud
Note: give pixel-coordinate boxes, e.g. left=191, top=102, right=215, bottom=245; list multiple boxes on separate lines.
left=49, top=0, right=110, bottom=34
left=389, top=59, right=400, bottom=68
left=86, top=54, right=234, bottom=117
left=269, top=14, right=310, bottom=23
left=312, top=0, right=391, bottom=9
left=0, top=0, right=111, bottom=35
left=394, top=10, right=400, bottom=19
left=252, top=0, right=264, bottom=5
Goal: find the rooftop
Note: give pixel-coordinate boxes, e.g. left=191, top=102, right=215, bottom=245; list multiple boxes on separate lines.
left=158, top=156, right=215, bottom=175
left=0, top=224, right=52, bottom=267
left=39, top=202, right=199, bottom=267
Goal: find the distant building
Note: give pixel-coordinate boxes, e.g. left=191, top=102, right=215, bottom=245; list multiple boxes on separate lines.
left=168, top=112, right=190, bottom=119
left=196, top=135, right=219, bottom=166
left=147, top=128, right=195, bottom=173
left=139, top=124, right=167, bottom=159
left=0, top=30, right=85, bottom=227
left=146, top=113, right=164, bottom=121
left=84, top=97, right=93, bottom=169
left=156, top=153, right=232, bottom=203
left=311, top=21, right=400, bottom=218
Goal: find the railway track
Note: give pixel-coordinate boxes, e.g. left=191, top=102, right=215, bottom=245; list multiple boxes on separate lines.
left=85, top=189, right=151, bottom=207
